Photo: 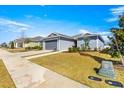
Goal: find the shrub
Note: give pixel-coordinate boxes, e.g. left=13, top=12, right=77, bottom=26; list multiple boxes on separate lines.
left=94, top=48, right=97, bottom=51
left=77, top=47, right=80, bottom=51
left=9, top=41, right=14, bottom=49
left=68, top=47, right=80, bottom=52
left=37, top=46, right=43, bottom=50
left=100, top=48, right=110, bottom=54
left=73, top=47, right=77, bottom=52
left=68, top=47, right=73, bottom=52
left=111, top=52, right=120, bottom=58
left=25, top=46, right=42, bottom=50
left=25, top=47, right=31, bottom=50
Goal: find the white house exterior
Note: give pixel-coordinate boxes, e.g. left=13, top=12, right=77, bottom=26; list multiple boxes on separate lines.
left=43, top=33, right=75, bottom=51
left=14, top=36, right=43, bottom=48
left=73, top=33, right=104, bottom=51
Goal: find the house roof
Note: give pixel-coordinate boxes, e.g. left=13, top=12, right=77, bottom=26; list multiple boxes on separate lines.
left=44, top=32, right=75, bottom=40
left=73, top=33, right=105, bottom=43
left=14, top=36, right=44, bottom=43
left=14, top=32, right=104, bottom=43
left=29, top=36, right=44, bottom=42
left=14, top=38, right=26, bottom=43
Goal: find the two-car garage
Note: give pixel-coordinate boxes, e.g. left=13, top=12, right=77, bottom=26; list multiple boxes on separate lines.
left=43, top=33, right=75, bottom=51
left=45, top=40, right=57, bottom=50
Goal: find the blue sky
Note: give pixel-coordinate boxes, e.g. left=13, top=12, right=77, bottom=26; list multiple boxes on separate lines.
left=0, top=5, right=124, bottom=43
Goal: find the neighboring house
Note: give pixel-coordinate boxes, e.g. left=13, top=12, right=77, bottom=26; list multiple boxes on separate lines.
left=43, top=32, right=76, bottom=51
left=43, top=32, right=105, bottom=51
left=14, top=36, right=43, bottom=48
left=73, top=33, right=105, bottom=50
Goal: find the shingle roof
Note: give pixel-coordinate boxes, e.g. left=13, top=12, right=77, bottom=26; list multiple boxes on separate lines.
left=45, top=32, right=75, bottom=40
left=29, top=36, right=44, bottom=42
left=73, top=33, right=105, bottom=43
left=14, top=36, right=44, bottom=43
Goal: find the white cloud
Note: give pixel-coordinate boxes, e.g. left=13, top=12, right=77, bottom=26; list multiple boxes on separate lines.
left=0, top=18, right=30, bottom=32
left=111, top=6, right=124, bottom=15
left=17, top=27, right=28, bottom=32
left=107, top=6, right=124, bottom=22
left=96, top=31, right=111, bottom=36
left=106, top=17, right=118, bottom=22
left=0, top=18, right=30, bottom=27
left=79, top=29, right=90, bottom=34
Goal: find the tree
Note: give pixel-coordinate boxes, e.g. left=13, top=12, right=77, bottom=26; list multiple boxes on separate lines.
left=9, top=41, right=14, bottom=49
left=119, top=13, right=124, bottom=28
left=108, top=14, right=124, bottom=65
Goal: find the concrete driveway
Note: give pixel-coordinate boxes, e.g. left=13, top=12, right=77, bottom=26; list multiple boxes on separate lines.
left=13, top=50, right=53, bottom=57
left=0, top=49, right=88, bottom=88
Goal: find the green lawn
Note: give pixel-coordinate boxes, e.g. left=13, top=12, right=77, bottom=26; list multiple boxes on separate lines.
left=0, top=59, right=15, bottom=88
left=30, top=52, right=124, bottom=88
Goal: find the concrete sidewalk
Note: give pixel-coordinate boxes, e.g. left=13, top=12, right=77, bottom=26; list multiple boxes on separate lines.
left=0, top=49, right=88, bottom=88
left=13, top=50, right=53, bottom=57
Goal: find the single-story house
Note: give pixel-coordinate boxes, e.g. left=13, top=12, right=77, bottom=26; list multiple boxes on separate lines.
left=13, top=32, right=105, bottom=51
left=14, top=36, right=43, bottom=48
left=73, top=33, right=105, bottom=50
left=43, top=32, right=76, bottom=51
left=43, top=32, right=105, bottom=51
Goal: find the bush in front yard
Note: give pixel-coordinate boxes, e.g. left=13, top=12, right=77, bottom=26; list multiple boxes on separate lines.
left=34, top=46, right=42, bottom=50
left=9, top=41, right=14, bottom=49
left=25, top=47, right=31, bottom=50
left=68, top=47, right=73, bottom=52
left=68, top=47, right=80, bottom=52
left=25, top=46, right=42, bottom=50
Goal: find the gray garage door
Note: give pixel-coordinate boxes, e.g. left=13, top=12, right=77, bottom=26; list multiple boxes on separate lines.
left=45, top=40, right=57, bottom=50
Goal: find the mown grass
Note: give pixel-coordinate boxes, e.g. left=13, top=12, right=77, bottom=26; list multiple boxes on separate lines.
left=30, top=52, right=124, bottom=88
left=0, top=59, right=15, bottom=88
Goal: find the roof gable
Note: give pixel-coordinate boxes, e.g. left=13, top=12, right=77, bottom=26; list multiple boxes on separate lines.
left=48, top=33, right=58, bottom=37
left=45, top=32, right=75, bottom=40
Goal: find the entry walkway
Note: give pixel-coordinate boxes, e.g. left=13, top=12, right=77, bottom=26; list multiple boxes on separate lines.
left=0, top=49, right=88, bottom=88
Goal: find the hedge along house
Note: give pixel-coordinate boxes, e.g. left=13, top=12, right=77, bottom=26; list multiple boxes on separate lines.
left=14, top=36, right=44, bottom=48
left=43, top=32, right=76, bottom=51
left=73, top=33, right=105, bottom=51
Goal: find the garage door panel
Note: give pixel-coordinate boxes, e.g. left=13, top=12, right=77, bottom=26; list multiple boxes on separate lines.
left=45, top=40, right=57, bottom=50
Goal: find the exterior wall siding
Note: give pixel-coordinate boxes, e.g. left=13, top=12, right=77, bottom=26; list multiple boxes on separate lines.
left=89, top=39, right=104, bottom=50
left=59, top=39, right=75, bottom=51
left=89, top=40, right=97, bottom=50
left=77, top=39, right=104, bottom=50
left=24, top=42, right=42, bottom=47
